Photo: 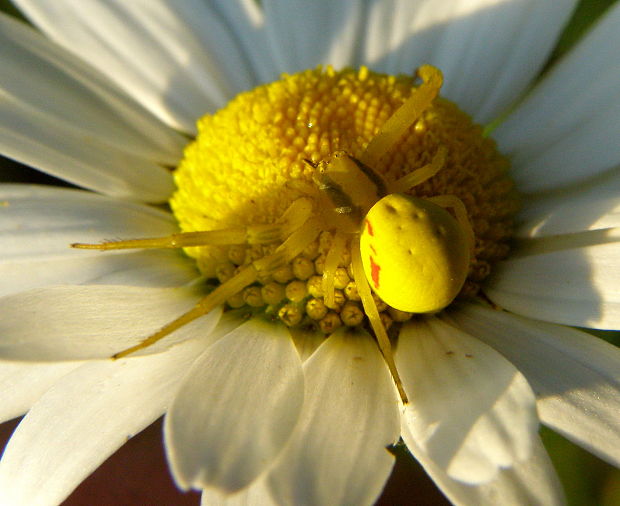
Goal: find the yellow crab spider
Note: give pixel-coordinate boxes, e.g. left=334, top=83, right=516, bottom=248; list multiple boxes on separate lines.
left=72, top=65, right=474, bottom=404
left=313, top=149, right=473, bottom=313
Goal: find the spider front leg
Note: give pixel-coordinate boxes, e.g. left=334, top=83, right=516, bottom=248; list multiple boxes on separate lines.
left=425, top=194, right=476, bottom=254
left=389, top=146, right=447, bottom=194
left=72, top=197, right=315, bottom=251
left=80, top=198, right=321, bottom=359
left=113, top=215, right=322, bottom=358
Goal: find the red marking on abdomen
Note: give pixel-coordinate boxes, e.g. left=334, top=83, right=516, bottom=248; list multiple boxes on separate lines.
left=365, top=219, right=374, bottom=236
left=369, top=255, right=381, bottom=288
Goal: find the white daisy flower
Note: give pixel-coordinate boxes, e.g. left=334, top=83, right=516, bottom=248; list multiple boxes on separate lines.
left=0, top=1, right=619, bottom=505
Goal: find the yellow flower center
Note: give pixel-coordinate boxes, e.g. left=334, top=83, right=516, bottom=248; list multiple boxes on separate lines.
left=72, top=65, right=518, bottom=402
left=170, top=66, right=516, bottom=334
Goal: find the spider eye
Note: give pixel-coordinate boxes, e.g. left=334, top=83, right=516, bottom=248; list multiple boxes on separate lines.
left=359, top=193, right=470, bottom=313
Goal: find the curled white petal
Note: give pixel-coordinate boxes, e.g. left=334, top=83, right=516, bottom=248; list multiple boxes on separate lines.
left=201, top=477, right=277, bottom=506
left=165, top=319, right=304, bottom=493
left=403, top=427, right=565, bottom=506
left=396, top=317, right=538, bottom=484
left=448, top=303, right=620, bottom=467
left=268, top=327, right=400, bottom=506
left=0, top=360, right=81, bottom=423
left=0, top=332, right=217, bottom=506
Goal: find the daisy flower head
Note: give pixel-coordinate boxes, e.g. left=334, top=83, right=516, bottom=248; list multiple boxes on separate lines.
left=1, top=1, right=619, bottom=505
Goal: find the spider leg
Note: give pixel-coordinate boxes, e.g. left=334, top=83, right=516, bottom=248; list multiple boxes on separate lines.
left=351, top=237, right=408, bottom=404
left=72, top=197, right=314, bottom=251
left=360, top=65, right=443, bottom=168
left=106, top=198, right=321, bottom=359
left=322, top=231, right=348, bottom=309
left=426, top=194, right=476, bottom=253
left=111, top=202, right=321, bottom=359
left=315, top=66, right=445, bottom=217
left=389, top=146, right=447, bottom=194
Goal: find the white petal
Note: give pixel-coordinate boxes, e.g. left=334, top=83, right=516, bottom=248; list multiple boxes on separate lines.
left=289, top=326, right=325, bottom=362
left=263, top=0, right=363, bottom=73
left=448, top=303, right=620, bottom=467
left=403, top=428, right=565, bottom=506
left=363, top=0, right=576, bottom=122
left=209, top=0, right=279, bottom=83
left=201, top=477, right=277, bottom=506
left=0, top=12, right=184, bottom=161
left=165, top=319, right=304, bottom=493
left=495, top=3, right=620, bottom=192
left=486, top=240, right=620, bottom=328
left=0, top=285, right=222, bottom=360
left=0, top=360, right=81, bottom=423
left=0, top=108, right=175, bottom=201
left=0, top=14, right=182, bottom=201
left=1, top=249, right=199, bottom=296
left=268, top=328, right=400, bottom=506
left=516, top=170, right=620, bottom=238
left=15, top=0, right=256, bottom=132
left=0, top=185, right=197, bottom=295
left=0, top=333, right=214, bottom=506
left=396, top=317, right=538, bottom=484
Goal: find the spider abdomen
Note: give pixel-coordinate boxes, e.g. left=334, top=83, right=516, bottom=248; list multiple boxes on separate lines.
left=360, top=193, right=470, bottom=313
